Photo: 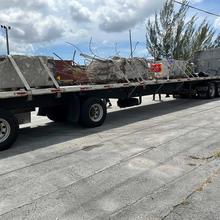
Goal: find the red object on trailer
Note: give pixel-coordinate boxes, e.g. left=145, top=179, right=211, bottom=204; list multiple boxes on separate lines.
left=150, top=63, right=162, bottom=73
left=54, top=60, right=89, bottom=83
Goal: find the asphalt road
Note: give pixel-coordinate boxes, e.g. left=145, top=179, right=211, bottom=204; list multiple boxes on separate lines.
left=0, top=96, right=220, bottom=220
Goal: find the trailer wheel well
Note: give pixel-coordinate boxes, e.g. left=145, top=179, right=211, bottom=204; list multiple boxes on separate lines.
left=38, top=94, right=81, bottom=123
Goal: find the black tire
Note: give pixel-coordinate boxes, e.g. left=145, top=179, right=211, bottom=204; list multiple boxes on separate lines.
left=79, top=98, right=107, bottom=128
left=215, top=84, right=220, bottom=97
left=0, top=109, right=19, bottom=151
left=47, top=106, right=68, bottom=122
left=207, top=83, right=216, bottom=99
left=197, top=84, right=215, bottom=99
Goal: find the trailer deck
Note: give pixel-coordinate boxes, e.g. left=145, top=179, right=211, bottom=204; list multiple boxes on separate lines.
left=1, top=76, right=220, bottom=99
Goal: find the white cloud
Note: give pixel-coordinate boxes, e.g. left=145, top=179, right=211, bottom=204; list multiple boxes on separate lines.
left=0, top=35, right=34, bottom=55
left=70, top=1, right=92, bottom=22
left=0, top=0, right=165, bottom=55
left=96, top=0, right=165, bottom=32
left=0, top=0, right=86, bottom=54
left=0, top=9, right=66, bottom=43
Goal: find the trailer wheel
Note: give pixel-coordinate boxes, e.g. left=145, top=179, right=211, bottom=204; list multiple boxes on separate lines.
left=215, top=84, right=220, bottom=97
left=47, top=106, right=68, bottom=122
left=207, top=83, right=216, bottom=99
left=197, top=84, right=216, bottom=99
left=80, top=98, right=107, bottom=128
left=0, top=109, right=19, bottom=151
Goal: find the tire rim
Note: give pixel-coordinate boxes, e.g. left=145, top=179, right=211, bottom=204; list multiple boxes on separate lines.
left=0, top=118, right=11, bottom=143
left=89, top=104, right=103, bottom=122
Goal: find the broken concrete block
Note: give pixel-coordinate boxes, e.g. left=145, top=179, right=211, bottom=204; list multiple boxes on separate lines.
left=194, top=48, right=220, bottom=76
left=0, top=55, right=54, bottom=90
left=86, top=57, right=150, bottom=83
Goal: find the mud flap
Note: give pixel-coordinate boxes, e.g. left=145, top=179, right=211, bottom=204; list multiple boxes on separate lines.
left=67, top=94, right=80, bottom=123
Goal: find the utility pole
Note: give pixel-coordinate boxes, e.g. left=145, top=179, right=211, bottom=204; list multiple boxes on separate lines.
left=129, top=29, right=133, bottom=58
left=1, top=25, right=11, bottom=55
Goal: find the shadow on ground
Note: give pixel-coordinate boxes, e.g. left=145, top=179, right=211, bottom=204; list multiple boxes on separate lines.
left=0, top=98, right=218, bottom=159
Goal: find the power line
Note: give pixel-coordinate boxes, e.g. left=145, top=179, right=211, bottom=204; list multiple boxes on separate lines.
left=174, top=0, right=220, bottom=18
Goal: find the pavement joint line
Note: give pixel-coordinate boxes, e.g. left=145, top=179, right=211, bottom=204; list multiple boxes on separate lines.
left=67, top=130, right=218, bottom=216
left=108, top=159, right=220, bottom=220
left=160, top=166, right=220, bottom=220
left=1, top=100, right=220, bottom=177
left=0, top=123, right=219, bottom=217
left=107, top=166, right=201, bottom=220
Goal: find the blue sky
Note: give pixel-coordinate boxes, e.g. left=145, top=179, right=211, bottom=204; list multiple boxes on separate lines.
left=185, top=0, right=220, bottom=27
left=0, top=0, right=219, bottom=63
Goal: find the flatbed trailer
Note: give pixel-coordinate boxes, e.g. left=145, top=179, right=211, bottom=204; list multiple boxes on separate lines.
left=1, top=65, right=220, bottom=150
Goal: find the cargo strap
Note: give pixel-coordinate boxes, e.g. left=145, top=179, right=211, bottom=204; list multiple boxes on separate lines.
left=8, top=56, right=32, bottom=100
left=38, top=57, right=61, bottom=98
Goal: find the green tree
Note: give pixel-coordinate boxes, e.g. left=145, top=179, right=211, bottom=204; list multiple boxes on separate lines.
left=146, top=0, right=217, bottom=60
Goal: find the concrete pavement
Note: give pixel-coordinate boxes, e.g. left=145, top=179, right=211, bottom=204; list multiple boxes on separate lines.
left=0, top=96, right=220, bottom=220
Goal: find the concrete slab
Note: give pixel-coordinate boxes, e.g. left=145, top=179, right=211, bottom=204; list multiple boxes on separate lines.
left=0, top=55, right=53, bottom=89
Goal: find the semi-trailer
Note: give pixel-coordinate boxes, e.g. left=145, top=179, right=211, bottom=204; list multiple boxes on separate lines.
left=0, top=55, right=220, bottom=151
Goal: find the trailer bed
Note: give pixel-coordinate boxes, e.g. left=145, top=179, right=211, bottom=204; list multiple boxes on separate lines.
left=1, top=76, right=220, bottom=100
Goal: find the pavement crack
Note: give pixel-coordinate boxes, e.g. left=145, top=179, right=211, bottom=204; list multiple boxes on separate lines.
left=108, top=165, right=200, bottom=220
left=108, top=156, right=220, bottom=220
left=161, top=167, right=220, bottom=220
left=189, top=151, right=220, bottom=161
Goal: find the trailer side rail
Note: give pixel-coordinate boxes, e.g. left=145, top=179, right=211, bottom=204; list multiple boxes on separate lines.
left=0, top=76, right=220, bottom=99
